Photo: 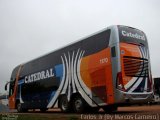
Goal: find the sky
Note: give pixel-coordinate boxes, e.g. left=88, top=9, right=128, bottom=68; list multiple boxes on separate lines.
left=0, top=0, right=160, bottom=94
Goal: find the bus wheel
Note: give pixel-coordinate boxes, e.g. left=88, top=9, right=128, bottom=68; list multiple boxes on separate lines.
left=72, top=95, right=86, bottom=113
left=17, top=102, right=27, bottom=112
left=16, top=102, right=23, bottom=112
left=59, top=95, right=70, bottom=112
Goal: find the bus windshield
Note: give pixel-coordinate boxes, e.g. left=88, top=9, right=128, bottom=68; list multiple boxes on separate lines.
left=118, top=26, right=147, bottom=46
left=9, top=80, right=15, bottom=96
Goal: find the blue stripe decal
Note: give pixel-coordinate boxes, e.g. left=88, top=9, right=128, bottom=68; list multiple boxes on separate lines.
left=47, top=64, right=63, bottom=103
left=18, top=79, right=24, bottom=85
left=54, top=64, right=63, bottom=81
left=48, top=91, right=56, bottom=102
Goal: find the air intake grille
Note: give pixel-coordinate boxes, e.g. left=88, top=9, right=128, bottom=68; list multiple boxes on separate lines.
left=123, top=56, right=148, bottom=77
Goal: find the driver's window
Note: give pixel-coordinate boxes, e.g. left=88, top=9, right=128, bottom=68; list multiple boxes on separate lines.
left=9, top=80, right=15, bottom=96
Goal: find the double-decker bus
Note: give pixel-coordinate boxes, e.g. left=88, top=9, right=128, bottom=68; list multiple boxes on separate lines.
left=5, top=25, right=153, bottom=113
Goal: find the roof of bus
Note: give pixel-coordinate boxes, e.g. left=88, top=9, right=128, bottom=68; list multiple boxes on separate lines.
left=15, top=25, right=145, bottom=68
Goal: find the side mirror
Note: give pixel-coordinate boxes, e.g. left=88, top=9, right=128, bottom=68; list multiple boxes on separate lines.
left=5, top=83, right=8, bottom=91
left=5, top=81, right=10, bottom=91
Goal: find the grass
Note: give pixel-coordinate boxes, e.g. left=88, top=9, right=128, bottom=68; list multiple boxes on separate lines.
left=0, top=113, right=80, bottom=120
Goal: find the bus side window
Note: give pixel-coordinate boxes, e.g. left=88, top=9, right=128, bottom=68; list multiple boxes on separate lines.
left=111, top=46, right=116, bottom=57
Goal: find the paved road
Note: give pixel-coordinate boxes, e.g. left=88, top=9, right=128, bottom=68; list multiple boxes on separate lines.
left=1, top=105, right=160, bottom=120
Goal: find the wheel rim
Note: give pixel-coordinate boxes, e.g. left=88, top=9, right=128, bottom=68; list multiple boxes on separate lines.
left=62, top=99, right=68, bottom=111
left=75, top=99, right=82, bottom=111
left=17, top=103, right=21, bottom=112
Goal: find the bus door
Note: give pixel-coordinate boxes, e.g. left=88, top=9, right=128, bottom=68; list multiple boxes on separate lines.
left=8, top=80, right=16, bottom=109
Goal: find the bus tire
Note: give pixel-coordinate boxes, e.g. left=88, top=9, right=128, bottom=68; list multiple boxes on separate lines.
left=16, top=102, right=27, bottom=112
left=17, top=102, right=22, bottom=112
left=16, top=102, right=23, bottom=113
left=59, top=95, right=70, bottom=112
left=72, top=95, right=86, bottom=113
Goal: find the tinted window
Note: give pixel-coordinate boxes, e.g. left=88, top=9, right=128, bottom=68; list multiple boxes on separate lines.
left=21, top=78, right=59, bottom=95
left=82, top=29, right=111, bottom=56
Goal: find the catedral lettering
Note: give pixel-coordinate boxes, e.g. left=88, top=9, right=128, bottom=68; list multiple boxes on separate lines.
left=5, top=25, right=153, bottom=113
left=122, top=30, right=145, bottom=40
left=25, top=68, right=54, bottom=83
